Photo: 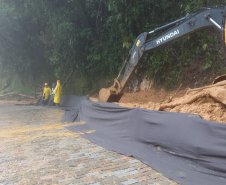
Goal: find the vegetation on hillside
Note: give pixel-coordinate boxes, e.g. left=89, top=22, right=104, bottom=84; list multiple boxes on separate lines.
left=0, top=0, right=226, bottom=95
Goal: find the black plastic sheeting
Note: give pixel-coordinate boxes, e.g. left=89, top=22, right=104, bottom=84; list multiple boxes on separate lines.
left=59, top=96, right=226, bottom=185
left=34, top=95, right=87, bottom=122
left=36, top=95, right=87, bottom=109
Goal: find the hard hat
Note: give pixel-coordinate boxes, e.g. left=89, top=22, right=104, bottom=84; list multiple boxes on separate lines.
left=57, top=80, right=60, bottom=82
left=45, top=83, right=48, bottom=86
left=52, top=83, right=56, bottom=86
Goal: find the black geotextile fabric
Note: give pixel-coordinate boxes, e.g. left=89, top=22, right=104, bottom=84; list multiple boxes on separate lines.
left=61, top=97, right=226, bottom=185
left=35, top=95, right=88, bottom=109
left=33, top=95, right=88, bottom=123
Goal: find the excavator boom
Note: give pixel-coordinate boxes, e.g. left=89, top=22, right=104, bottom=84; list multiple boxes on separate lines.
left=99, top=6, right=226, bottom=102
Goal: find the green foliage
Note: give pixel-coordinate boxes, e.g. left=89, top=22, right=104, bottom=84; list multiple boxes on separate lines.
left=0, top=0, right=226, bottom=94
left=0, top=73, right=35, bottom=96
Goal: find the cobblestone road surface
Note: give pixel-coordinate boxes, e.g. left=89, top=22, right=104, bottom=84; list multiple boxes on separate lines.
left=0, top=104, right=177, bottom=185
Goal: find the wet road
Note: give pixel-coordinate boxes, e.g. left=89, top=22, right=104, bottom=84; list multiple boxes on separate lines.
left=0, top=104, right=177, bottom=185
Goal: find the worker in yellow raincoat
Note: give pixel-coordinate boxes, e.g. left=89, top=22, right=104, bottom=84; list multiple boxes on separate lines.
left=53, top=80, right=63, bottom=106
left=43, top=83, right=51, bottom=105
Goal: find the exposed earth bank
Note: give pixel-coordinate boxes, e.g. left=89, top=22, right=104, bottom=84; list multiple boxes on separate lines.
left=115, top=86, right=226, bottom=123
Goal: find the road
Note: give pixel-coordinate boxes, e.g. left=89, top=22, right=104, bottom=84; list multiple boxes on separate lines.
left=0, top=104, right=177, bottom=185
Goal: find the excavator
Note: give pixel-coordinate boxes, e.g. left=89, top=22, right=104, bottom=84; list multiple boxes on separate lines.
left=99, top=6, right=226, bottom=102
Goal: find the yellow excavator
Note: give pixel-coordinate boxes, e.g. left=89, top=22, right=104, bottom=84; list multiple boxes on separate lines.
left=99, top=6, right=226, bottom=102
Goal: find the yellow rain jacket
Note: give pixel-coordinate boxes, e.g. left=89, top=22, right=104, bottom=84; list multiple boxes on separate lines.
left=54, top=81, right=63, bottom=104
left=43, top=87, right=51, bottom=100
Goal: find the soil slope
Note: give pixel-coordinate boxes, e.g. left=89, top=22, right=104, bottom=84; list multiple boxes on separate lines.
left=115, top=86, right=226, bottom=123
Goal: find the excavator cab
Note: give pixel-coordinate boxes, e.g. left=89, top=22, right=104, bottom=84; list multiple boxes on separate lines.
left=99, top=6, right=226, bottom=103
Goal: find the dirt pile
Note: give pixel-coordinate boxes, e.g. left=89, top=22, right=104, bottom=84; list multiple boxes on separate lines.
left=115, top=85, right=226, bottom=123
left=168, top=97, right=226, bottom=123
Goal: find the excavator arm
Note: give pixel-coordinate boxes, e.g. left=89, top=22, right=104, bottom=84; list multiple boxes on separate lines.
left=99, top=6, right=226, bottom=102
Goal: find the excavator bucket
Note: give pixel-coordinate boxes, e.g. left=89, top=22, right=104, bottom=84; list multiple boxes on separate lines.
left=99, top=88, right=123, bottom=102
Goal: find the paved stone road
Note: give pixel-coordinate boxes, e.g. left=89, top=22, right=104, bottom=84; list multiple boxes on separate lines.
left=0, top=104, right=177, bottom=185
